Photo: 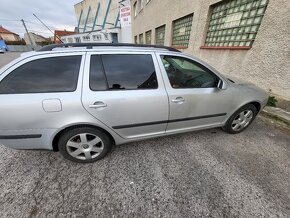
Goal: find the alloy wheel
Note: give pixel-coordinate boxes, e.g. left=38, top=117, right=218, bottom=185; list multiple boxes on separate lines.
left=66, top=133, right=104, bottom=160
left=231, top=110, right=253, bottom=131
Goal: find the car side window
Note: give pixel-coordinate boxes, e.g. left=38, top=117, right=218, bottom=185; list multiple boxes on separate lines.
left=89, top=55, right=108, bottom=91
left=0, top=55, right=82, bottom=94
left=101, top=54, right=158, bottom=90
left=161, top=55, right=218, bottom=89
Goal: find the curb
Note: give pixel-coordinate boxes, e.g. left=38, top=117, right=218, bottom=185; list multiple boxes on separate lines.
left=260, top=108, right=290, bottom=127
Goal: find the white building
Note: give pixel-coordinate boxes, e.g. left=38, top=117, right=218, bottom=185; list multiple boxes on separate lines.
left=61, top=0, right=132, bottom=43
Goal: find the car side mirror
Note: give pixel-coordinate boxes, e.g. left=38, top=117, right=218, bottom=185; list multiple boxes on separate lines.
left=217, top=79, right=227, bottom=90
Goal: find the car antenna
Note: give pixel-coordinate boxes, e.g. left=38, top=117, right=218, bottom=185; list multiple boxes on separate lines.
left=33, top=13, right=64, bottom=43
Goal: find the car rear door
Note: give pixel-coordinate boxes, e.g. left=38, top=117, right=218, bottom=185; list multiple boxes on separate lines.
left=82, top=51, right=169, bottom=139
left=156, top=53, right=232, bottom=133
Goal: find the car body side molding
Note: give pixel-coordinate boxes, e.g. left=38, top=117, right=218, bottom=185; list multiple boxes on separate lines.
left=112, top=113, right=227, bottom=129
left=0, top=134, right=42, bottom=139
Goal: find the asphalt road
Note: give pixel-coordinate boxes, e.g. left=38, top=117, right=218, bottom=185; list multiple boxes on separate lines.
left=0, top=52, right=290, bottom=217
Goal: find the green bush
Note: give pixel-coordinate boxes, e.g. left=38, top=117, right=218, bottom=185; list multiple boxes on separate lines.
left=5, top=39, right=26, bottom=45
left=267, top=96, right=278, bottom=107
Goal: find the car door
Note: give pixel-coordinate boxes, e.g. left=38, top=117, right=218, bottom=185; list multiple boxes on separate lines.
left=81, top=51, right=169, bottom=139
left=157, top=53, right=232, bottom=133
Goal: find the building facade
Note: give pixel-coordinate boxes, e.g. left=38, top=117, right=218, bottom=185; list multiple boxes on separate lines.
left=131, top=0, right=290, bottom=102
left=69, top=0, right=132, bottom=43
left=0, top=26, right=21, bottom=42
left=61, top=31, right=112, bottom=44
left=24, top=32, right=49, bottom=46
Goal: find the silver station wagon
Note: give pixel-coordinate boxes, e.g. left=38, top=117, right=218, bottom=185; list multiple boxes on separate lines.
left=0, top=43, right=268, bottom=163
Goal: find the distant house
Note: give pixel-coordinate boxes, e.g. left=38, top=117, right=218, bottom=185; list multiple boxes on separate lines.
left=24, top=32, right=50, bottom=46
left=0, top=25, right=21, bottom=42
left=54, top=30, right=75, bottom=44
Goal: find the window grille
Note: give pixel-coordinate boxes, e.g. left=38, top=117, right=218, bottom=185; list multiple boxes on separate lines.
left=145, top=30, right=152, bottom=44
left=139, top=33, right=144, bottom=44
left=172, top=14, right=193, bottom=48
left=155, top=25, right=165, bottom=45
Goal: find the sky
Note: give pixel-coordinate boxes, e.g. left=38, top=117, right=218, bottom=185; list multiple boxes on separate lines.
left=0, top=0, right=81, bottom=38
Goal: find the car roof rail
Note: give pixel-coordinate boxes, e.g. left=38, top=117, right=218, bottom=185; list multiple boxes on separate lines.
left=37, top=43, right=181, bottom=52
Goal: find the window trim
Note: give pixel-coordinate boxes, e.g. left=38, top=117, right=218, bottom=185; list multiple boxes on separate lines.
left=158, top=54, right=221, bottom=90
left=89, top=55, right=109, bottom=91
left=200, top=45, right=251, bottom=50
left=89, top=53, right=159, bottom=92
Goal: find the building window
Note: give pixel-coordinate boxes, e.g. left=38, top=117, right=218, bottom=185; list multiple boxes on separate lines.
left=137, top=0, right=144, bottom=12
left=93, top=35, right=102, bottom=41
left=172, top=14, right=193, bottom=48
left=75, top=37, right=81, bottom=43
left=145, top=30, right=151, bottom=44
left=155, top=25, right=165, bottom=45
left=134, top=35, right=138, bottom=44
left=103, top=33, right=109, bottom=40
left=139, top=33, right=144, bottom=44
left=140, top=0, right=144, bottom=10
left=82, top=36, right=90, bottom=41
left=134, top=2, right=137, bottom=17
left=204, top=0, right=269, bottom=48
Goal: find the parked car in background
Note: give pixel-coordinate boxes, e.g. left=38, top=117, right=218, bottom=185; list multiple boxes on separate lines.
left=0, top=47, right=6, bottom=53
left=0, top=43, right=268, bottom=163
left=0, top=39, right=8, bottom=53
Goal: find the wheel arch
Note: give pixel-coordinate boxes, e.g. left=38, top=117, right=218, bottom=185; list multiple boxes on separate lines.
left=249, top=101, right=261, bottom=113
left=225, top=101, right=261, bottom=124
left=52, top=124, right=116, bottom=151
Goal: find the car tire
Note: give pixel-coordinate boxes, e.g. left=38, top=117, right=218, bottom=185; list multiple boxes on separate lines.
left=222, top=104, right=257, bottom=134
left=58, top=127, right=112, bottom=163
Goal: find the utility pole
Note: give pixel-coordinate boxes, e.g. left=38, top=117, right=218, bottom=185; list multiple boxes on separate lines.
left=21, top=19, right=34, bottom=49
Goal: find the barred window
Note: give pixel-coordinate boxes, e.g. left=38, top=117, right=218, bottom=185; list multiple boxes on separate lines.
left=172, top=14, right=193, bottom=48
left=155, top=25, right=165, bottom=45
left=145, top=30, right=152, bottom=44
left=205, top=0, right=269, bottom=47
left=139, top=33, right=144, bottom=44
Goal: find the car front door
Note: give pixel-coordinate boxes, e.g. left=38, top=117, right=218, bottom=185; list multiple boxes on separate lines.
left=157, top=53, right=232, bottom=133
left=82, top=52, right=169, bottom=139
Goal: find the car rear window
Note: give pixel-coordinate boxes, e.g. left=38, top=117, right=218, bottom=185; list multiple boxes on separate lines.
left=0, top=55, right=82, bottom=94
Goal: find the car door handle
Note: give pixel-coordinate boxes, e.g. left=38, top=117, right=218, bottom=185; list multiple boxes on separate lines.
left=89, top=102, right=107, bottom=109
left=171, top=97, right=185, bottom=104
